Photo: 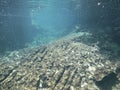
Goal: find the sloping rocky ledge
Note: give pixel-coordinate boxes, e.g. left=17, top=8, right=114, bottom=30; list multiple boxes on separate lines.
left=0, top=32, right=120, bottom=90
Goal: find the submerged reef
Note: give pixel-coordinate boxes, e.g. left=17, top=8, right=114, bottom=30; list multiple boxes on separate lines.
left=0, top=31, right=120, bottom=90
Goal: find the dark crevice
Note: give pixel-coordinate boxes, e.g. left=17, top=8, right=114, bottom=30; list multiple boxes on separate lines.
left=36, top=76, right=40, bottom=90
left=29, top=46, right=46, bottom=61
left=62, top=70, right=71, bottom=90
left=53, top=67, right=66, bottom=89
left=33, top=46, right=46, bottom=56
left=41, top=49, right=47, bottom=60
left=70, top=69, right=77, bottom=83
left=0, top=66, right=18, bottom=83
left=33, top=47, right=47, bottom=62
left=0, top=69, right=13, bottom=83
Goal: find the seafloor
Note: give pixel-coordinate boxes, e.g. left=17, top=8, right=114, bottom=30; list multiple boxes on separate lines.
left=0, top=30, right=120, bottom=90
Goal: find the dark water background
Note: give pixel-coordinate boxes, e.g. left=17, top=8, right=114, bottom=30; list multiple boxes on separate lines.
left=0, top=0, right=120, bottom=54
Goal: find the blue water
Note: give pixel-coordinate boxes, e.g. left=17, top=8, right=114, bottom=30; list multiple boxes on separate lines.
left=29, top=0, right=76, bottom=45
left=0, top=0, right=77, bottom=52
left=31, top=0, right=74, bottom=29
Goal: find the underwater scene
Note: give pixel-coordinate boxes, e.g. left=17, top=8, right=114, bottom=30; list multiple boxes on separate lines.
left=0, top=0, right=120, bottom=90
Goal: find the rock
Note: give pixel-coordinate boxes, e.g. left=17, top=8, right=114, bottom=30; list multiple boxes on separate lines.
left=0, top=32, right=120, bottom=90
left=95, top=72, right=119, bottom=90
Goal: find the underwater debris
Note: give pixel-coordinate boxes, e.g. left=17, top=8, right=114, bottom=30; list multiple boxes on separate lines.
left=95, top=72, right=119, bottom=90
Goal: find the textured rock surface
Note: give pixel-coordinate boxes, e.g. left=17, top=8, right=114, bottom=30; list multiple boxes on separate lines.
left=0, top=32, right=120, bottom=90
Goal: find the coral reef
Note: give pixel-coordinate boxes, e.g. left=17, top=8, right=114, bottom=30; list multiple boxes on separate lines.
left=0, top=32, right=120, bottom=90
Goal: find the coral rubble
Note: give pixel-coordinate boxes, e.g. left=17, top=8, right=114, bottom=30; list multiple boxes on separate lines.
left=0, top=32, right=120, bottom=90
